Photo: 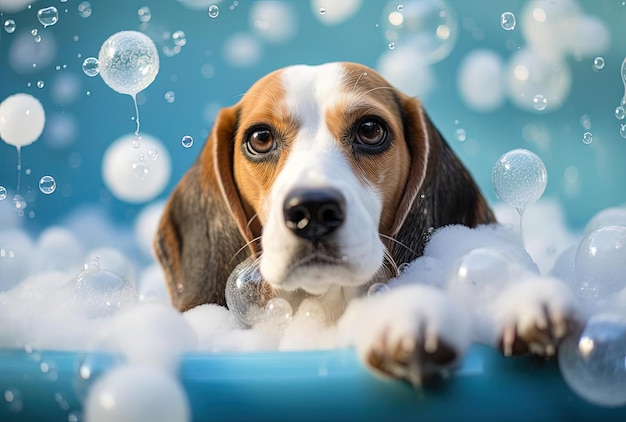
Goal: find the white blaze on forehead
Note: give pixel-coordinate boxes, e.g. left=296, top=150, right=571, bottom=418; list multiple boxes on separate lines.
left=280, top=63, right=346, bottom=134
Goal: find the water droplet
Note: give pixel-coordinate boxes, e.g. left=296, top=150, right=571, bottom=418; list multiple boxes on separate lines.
left=13, top=194, right=27, bottom=210
left=147, top=149, right=159, bottom=160
left=0, top=187, right=6, bottom=200
left=208, top=4, right=219, bottom=18
left=164, top=91, right=175, bottom=103
left=620, top=124, right=626, bottom=139
left=492, top=148, right=547, bottom=209
left=388, top=42, right=395, bottom=50
left=36, top=80, right=44, bottom=88
left=39, top=175, right=56, bottom=194
left=532, top=94, right=548, bottom=111
left=319, top=7, right=326, bottom=15
left=3, top=19, right=16, bottom=33
left=367, top=283, right=390, bottom=296
left=34, top=34, right=42, bottom=43
left=181, top=135, right=193, bottom=148
left=397, top=4, right=404, bottom=12
left=78, top=1, right=92, bottom=18
left=137, top=6, right=151, bottom=23
left=37, top=6, right=59, bottom=27
left=82, top=57, right=99, bottom=77
left=31, top=28, right=38, bottom=36
left=582, top=132, right=593, bottom=145
left=615, top=106, right=625, bottom=120
left=172, top=30, right=186, bottom=47
left=455, top=128, right=467, bottom=142
left=500, top=12, right=516, bottom=30
left=593, top=56, right=605, bottom=71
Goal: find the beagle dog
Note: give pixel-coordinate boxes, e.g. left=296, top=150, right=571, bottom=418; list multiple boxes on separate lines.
left=154, top=62, right=572, bottom=385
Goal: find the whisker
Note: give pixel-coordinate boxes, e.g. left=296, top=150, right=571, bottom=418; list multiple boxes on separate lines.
left=230, top=236, right=263, bottom=264
left=246, top=213, right=259, bottom=232
left=381, top=247, right=399, bottom=278
left=378, top=233, right=419, bottom=260
left=351, top=71, right=368, bottom=95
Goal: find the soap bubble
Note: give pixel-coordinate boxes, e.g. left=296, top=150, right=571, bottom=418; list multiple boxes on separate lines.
left=559, top=314, right=626, bottom=407
left=376, top=45, right=434, bottom=98
left=532, top=94, right=548, bottom=111
left=574, top=226, right=626, bottom=303
left=250, top=1, right=297, bottom=43
left=593, top=57, right=605, bottom=70
left=84, top=365, right=191, bottom=422
left=621, top=124, right=626, bottom=139
left=4, top=19, right=16, bottom=33
left=457, top=49, right=505, bottom=113
left=500, top=12, right=516, bottom=30
left=164, top=91, right=175, bottom=103
left=381, top=0, right=457, bottom=64
left=82, top=57, right=100, bottom=77
left=0, top=186, right=6, bottom=200
left=225, top=257, right=275, bottom=327
left=582, top=132, right=593, bottom=145
left=312, top=0, right=362, bottom=25
left=0, top=93, right=46, bottom=149
left=181, top=135, right=193, bottom=148
left=367, top=282, right=390, bottom=296
left=223, top=33, right=262, bottom=68
left=38, top=175, right=56, bottom=194
left=98, top=31, right=159, bottom=96
left=77, top=1, right=92, bottom=18
left=615, top=106, right=625, bottom=120
left=264, top=297, right=293, bottom=323
left=207, top=4, right=219, bottom=18
left=172, top=30, right=186, bottom=47
left=492, top=149, right=548, bottom=210
left=137, top=6, right=152, bottom=23
left=86, top=247, right=136, bottom=283
left=506, top=49, right=571, bottom=112
left=70, top=259, right=137, bottom=318
left=102, top=133, right=171, bottom=203
left=37, top=6, right=59, bottom=27
left=584, top=207, right=626, bottom=235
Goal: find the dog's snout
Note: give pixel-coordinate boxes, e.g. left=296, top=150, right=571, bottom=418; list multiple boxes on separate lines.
left=283, top=188, right=345, bottom=240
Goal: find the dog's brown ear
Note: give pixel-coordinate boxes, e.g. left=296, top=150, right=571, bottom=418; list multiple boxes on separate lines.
left=390, top=95, right=496, bottom=265
left=154, top=106, right=253, bottom=311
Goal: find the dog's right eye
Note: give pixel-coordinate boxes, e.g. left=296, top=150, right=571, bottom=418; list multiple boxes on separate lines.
left=246, top=128, right=276, bottom=155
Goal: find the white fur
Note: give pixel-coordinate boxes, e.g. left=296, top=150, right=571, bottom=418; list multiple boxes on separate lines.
left=259, top=63, right=384, bottom=296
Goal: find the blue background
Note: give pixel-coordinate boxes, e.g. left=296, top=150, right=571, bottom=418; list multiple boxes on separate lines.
left=1, top=0, right=626, bottom=233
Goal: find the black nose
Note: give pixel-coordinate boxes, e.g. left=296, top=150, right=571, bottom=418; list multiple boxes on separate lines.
left=283, top=188, right=346, bottom=241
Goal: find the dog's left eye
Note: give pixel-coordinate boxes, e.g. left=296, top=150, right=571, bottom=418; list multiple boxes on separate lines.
left=246, top=128, right=276, bottom=155
left=355, top=119, right=387, bottom=147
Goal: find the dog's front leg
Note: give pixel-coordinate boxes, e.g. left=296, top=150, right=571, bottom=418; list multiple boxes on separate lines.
left=337, top=284, right=472, bottom=387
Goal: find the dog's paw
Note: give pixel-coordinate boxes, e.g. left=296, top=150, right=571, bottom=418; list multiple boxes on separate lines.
left=338, top=285, right=471, bottom=387
left=490, top=277, right=580, bottom=357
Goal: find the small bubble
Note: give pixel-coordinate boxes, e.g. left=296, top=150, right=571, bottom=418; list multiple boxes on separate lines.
left=172, top=30, right=186, bottom=46
left=3, top=19, right=16, bottom=33
left=580, top=114, right=592, bottom=130
left=131, top=158, right=149, bottom=179
left=13, top=194, right=26, bottom=210
left=532, top=94, right=548, bottom=111
left=31, top=28, right=38, bottom=36
left=82, top=57, right=99, bottom=77
left=181, top=135, right=193, bottom=148
left=388, top=42, right=395, bottom=50
left=34, top=35, right=42, bottom=43
left=86, top=90, right=91, bottom=96
left=4, top=388, right=23, bottom=413
left=397, top=4, right=404, bottom=11
left=25, top=169, right=31, bottom=176
left=77, top=1, right=92, bottom=18
left=455, top=128, right=467, bottom=142
left=319, top=7, right=326, bottom=15
left=208, top=4, right=219, bottom=18
left=367, top=283, right=390, bottom=296
left=147, top=149, right=159, bottom=160
left=500, top=12, right=516, bottom=30
left=137, top=6, right=151, bottom=23
left=0, top=186, right=6, bottom=200
left=132, top=137, right=141, bottom=148
left=164, top=91, right=175, bottom=103
left=39, top=175, right=56, bottom=194
left=36, top=80, right=44, bottom=88
left=615, top=106, right=625, bottom=120
left=593, top=56, right=605, bottom=71
left=582, top=132, right=593, bottom=145
left=620, top=124, right=626, bottom=139
left=73, top=35, right=79, bottom=42
left=37, top=6, right=59, bottom=27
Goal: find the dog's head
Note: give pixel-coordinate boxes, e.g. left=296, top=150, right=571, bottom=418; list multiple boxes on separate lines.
left=155, top=62, right=494, bottom=311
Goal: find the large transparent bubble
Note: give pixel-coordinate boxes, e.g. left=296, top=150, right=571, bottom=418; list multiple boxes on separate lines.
left=574, top=226, right=626, bottom=303
left=492, top=149, right=548, bottom=210
left=98, top=31, right=159, bottom=96
left=559, top=314, right=626, bottom=407
left=381, top=0, right=457, bottom=64
left=225, top=257, right=276, bottom=327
